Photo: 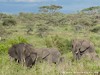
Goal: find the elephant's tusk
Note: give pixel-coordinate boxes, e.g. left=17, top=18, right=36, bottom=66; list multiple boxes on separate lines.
left=75, top=51, right=79, bottom=54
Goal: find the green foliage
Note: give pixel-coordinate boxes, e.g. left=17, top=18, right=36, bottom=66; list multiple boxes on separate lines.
left=0, top=13, right=12, bottom=20
left=81, top=6, right=100, bottom=14
left=76, top=18, right=94, bottom=26
left=0, top=36, right=28, bottom=54
left=18, top=12, right=35, bottom=24
left=45, top=35, right=71, bottom=54
left=90, top=25, right=100, bottom=33
left=2, top=18, right=17, bottom=26
left=8, top=36, right=28, bottom=45
left=66, top=13, right=96, bottom=26
left=16, top=12, right=100, bottom=27
left=39, top=5, right=62, bottom=13
left=26, top=24, right=33, bottom=35
left=0, top=25, right=6, bottom=36
left=36, top=24, right=51, bottom=37
left=82, top=6, right=100, bottom=11
left=0, top=7, right=100, bottom=74
left=0, top=43, right=9, bottom=54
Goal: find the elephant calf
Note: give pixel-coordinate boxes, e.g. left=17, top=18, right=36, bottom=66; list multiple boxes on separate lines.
left=35, top=48, right=62, bottom=64
left=8, top=43, right=37, bottom=68
left=71, top=39, right=99, bottom=60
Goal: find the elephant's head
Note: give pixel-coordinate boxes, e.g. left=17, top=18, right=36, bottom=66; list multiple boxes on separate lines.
left=25, top=52, right=37, bottom=68
left=72, top=39, right=82, bottom=60
left=8, top=44, right=20, bottom=62
left=8, top=43, right=37, bottom=68
left=72, top=39, right=97, bottom=60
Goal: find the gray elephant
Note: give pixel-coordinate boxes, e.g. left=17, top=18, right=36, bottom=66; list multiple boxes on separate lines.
left=25, top=52, right=37, bottom=67
left=72, top=39, right=99, bottom=60
left=8, top=43, right=37, bottom=68
left=34, top=48, right=62, bottom=64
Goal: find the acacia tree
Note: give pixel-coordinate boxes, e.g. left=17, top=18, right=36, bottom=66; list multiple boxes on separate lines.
left=39, top=6, right=49, bottom=13
left=39, top=5, right=62, bottom=14
left=81, top=6, right=100, bottom=14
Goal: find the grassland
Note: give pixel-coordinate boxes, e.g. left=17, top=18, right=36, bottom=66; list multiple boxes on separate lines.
left=0, top=12, right=100, bottom=75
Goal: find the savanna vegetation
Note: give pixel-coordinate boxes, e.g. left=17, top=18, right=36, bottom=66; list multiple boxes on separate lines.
left=0, top=5, right=100, bottom=75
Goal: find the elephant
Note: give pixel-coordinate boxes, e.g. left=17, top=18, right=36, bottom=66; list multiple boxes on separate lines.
left=25, top=52, right=37, bottom=68
left=8, top=43, right=37, bottom=68
left=71, top=39, right=99, bottom=60
left=34, top=48, right=62, bottom=64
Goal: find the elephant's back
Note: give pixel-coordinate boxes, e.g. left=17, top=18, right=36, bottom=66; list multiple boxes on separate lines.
left=48, top=48, right=61, bottom=57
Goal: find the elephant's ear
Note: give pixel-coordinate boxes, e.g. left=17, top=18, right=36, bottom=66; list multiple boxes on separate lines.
left=42, top=50, right=50, bottom=59
left=80, top=41, right=90, bottom=52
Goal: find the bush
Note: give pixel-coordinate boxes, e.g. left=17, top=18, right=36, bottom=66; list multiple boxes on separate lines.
left=0, top=43, right=9, bottom=54
left=2, top=18, right=17, bottom=26
left=0, top=25, right=6, bottom=36
left=74, top=25, right=85, bottom=32
left=90, top=25, right=100, bottom=33
left=45, top=35, right=71, bottom=54
left=0, top=36, right=28, bottom=54
left=36, top=24, right=50, bottom=37
left=8, top=36, right=28, bottom=45
left=26, top=24, right=33, bottom=35
left=77, top=18, right=93, bottom=26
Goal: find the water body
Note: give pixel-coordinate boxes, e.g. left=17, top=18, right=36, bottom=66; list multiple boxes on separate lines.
left=0, top=0, right=100, bottom=14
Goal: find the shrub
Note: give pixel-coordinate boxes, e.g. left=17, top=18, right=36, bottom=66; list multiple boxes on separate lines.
left=90, top=25, right=100, bottom=33
left=0, top=43, right=9, bottom=54
left=45, top=35, right=71, bottom=54
left=74, top=25, right=84, bottom=32
left=2, top=18, right=17, bottom=26
left=72, top=17, right=94, bottom=26
left=26, top=25, right=33, bottom=35
left=36, top=24, right=50, bottom=37
left=8, top=36, right=28, bottom=45
left=0, top=25, right=6, bottom=36
left=0, top=36, right=28, bottom=54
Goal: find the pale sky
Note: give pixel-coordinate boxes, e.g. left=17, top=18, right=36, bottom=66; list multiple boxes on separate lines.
left=0, top=0, right=100, bottom=14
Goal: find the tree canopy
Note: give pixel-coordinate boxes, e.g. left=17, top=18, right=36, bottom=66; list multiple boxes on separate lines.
left=81, top=6, right=100, bottom=14
left=39, top=5, right=62, bottom=13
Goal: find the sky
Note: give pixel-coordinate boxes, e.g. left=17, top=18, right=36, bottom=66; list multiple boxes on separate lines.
left=0, top=0, right=100, bottom=14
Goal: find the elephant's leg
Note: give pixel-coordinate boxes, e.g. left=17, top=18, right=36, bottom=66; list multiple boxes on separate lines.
left=25, top=56, right=33, bottom=68
left=52, top=55, right=60, bottom=64
left=56, top=58, right=61, bottom=65
left=25, top=53, right=37, bottom=68
left=76, top=52, right=81, bottom=60
left=31, top=53, right=37, bottom=65
left=59, top=57, right=65, bottom=63
left=75, top=50, right=81, bottom=60
left=45, top=55, right=52, bottom=64
left=72, top=51, right=78, bottom=60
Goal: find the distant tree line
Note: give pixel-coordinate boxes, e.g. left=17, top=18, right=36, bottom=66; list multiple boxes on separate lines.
left=81, top=6, right=100, bottom=14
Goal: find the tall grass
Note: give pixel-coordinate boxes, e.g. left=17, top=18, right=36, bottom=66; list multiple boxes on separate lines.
left=44, top=35, right=71, bottom=54
left=0, top=12, right=100, bottom=75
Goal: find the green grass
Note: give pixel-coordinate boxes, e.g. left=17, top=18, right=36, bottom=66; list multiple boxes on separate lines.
left=0, top=13, right=100, bottom=75
left=0, top=54, right=100, bottom=75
